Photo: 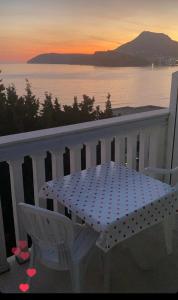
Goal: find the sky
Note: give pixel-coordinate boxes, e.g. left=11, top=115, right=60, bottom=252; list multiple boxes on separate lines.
left=1, top=0, right=178, bottom=63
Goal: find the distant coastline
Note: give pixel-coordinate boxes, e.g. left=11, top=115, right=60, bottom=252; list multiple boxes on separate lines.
left=27, top=52, right=150, bottom=67
left=28, top=31, right=178, bottom=67
left=112, top=105, right=164, bottom=116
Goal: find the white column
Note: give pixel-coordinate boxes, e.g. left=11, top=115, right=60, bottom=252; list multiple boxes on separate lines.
left=8, top=159, right=27, bottom=245
left=127, top=132, right=137, bottom=170
left=51, top=149, right=65, bottom=213
left=70, top=144, right=83, bottom=223
left=139, top=129, right=150, bottom=172
left=115, top=136, right=125, bottom=164
left=31, top=153, right=46, bottom=208
left=163, top=215, right=174, bottom=255
left=0, top=198, right=9, bottom=273
left=100, top=138, right=112, bottom=164
left=85, top=141, right=97, bottom=168
left=148, top=126, right=162, bottom=179
left=166, top=71, right=178, bottom=186
left=70, top=144, right=82, bottom=173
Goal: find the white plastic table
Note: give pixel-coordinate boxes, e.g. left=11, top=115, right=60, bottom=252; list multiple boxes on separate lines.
left=39, top=161, right=178, bottom=253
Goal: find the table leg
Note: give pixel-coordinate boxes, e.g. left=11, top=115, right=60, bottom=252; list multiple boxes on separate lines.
left=163, top=215, right=175, bottom=255
left=103, top=251, right=111, bottom=293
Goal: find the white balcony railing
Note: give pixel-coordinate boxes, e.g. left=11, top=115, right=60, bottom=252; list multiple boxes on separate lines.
left=1, top=71, right=178, bottom=273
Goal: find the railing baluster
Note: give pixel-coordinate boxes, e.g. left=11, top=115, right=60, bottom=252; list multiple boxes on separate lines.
left=0, top=197, right=9, bottom=273
left=8, top=159, right=27, bottom=245
left=70, top=145, right=83, bottom=222
left=100, top=138, right=112, bottom=164
left=85, top=141, right=97, bottom=168
left=50, top=149, right=65, bottom=213
left=127, top=132, right=137, bottom=169
left=70, top=144, right=82, bottom=173
left=149, top=126, right=166, bottom=179
left=31, top=153, right=46, bottom=208
left=148, top=126, right=161, bottom=171
left=166, top=71, right=178, bottom=186
left=115, top=136, right=125, bottom=164
left=139, top=129, right=150, bottom=172
left=158, top=126, right=167, bottom=169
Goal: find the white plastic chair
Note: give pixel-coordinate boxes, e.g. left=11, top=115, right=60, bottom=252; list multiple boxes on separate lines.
left=18, top=203, right=98, bottom=293
left=143, top=166, right=178, bottom=255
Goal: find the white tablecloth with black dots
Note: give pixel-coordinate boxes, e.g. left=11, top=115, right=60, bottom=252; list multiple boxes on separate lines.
left=39, top=161, right=178, bottom=253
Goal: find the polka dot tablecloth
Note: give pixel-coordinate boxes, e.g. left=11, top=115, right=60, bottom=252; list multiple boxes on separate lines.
left=39, top=162, right=178, bottom=253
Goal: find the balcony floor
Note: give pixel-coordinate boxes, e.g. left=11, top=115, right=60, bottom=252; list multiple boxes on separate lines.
left=1, top=219, right=178, bottom=293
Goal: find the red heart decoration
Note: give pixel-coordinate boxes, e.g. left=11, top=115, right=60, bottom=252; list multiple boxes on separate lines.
left=26, top=268, right=37, bottom=277
left=19, top=251, right=30, bottom=260
left=18, top=240, right=28, bottom=250
left=19, top=283, right=29, bottom=292
left=11, top=247, right=21, bottom=256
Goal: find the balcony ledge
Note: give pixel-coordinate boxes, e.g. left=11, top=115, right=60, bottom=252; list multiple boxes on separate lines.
left=0, top=108, right=169, bottom=162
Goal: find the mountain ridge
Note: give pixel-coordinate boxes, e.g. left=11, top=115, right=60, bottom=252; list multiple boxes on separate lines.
left=28, top=31, right=178, bottom=66
left=114, top=31, right=178, bottom=59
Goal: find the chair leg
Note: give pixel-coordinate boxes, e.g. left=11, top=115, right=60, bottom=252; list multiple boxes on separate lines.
left=163, top=215, right=174, bottom=255
left=172, top=214, right=176, bottom=230
left=70, top=263, right=81, bottom=293
left=99, top=251, right=104, bottom=272
left=103, top=252, right=111, bottom=293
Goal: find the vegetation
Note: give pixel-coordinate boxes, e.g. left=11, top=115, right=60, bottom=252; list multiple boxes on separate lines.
left=0, top=73, right=113, bottom=136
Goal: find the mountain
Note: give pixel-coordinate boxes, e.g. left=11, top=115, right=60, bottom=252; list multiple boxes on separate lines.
left=114, top=31, right=178, bottom=61
left=28, top=52, right=149, bottom=66
left=27, top=31, right=178, bottom=66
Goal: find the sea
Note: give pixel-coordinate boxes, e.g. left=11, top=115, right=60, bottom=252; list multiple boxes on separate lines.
left=1, top=63, right=178, bottom=109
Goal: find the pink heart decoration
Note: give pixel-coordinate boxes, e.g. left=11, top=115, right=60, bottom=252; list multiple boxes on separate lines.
left=18, top=240, right=28, bottom=250
left=11, top=247, right=21, bottom=256
left=19, top=283, right=29, bottom=293
left=26, top=268, right=37, bottom=277
left=19, top=251, right=30, bottom=260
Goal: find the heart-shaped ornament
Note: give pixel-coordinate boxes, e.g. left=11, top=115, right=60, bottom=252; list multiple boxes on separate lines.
left=19, top=283, right=29, bottom=292
left=26, top=268, right=37, bottom=277
left=18, top=240, right=28, bottom=250
left=11, top=247, right=21, bottom=256
left=19, top=251, right=30, bottom=260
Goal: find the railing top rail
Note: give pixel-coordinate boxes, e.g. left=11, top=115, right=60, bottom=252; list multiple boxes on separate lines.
left=0, top=108, right=169, bottom=146
left=0, top=108, right=169, bottom=162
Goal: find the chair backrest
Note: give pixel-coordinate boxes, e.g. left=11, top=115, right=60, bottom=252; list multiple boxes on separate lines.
left=18, top=203, right=74, bottom=250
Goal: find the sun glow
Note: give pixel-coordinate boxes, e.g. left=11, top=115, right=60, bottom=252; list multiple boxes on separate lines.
left=1, top=0, right=178, bottom=63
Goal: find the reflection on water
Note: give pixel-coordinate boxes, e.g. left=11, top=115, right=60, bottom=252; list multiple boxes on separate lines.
left=0, top=63, right=177, bottom=109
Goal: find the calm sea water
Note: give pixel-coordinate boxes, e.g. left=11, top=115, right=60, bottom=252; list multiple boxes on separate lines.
left=1, top=63, right=178, bottom=109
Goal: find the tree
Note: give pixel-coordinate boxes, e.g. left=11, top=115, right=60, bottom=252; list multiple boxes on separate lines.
left=63, top=97, right=81, bottom=125
left=23, top=79, right=40, bottom=131
left=72, top=96, right=80, bottom=113
left=0, top=75, right=114, bottom=135
left=63, top=103, right=75, bottom=125
left=79, top=95, right=95, bottom=114
left=79, top=95, right=96, bottom=121
left=54, top=97, right=61, bottom=112
left=41, top=92, right=55, bottom=128
left=5, top=84, right=25, bottom=134
left=71, top=96, right=81, bottom=123
left=0, top=72, right=7, bottom=135
left=94, top=105, right=103, bottom=120
left=53, top=97, right=65, bottom=126
left=103, top=93, right=113, bottom=118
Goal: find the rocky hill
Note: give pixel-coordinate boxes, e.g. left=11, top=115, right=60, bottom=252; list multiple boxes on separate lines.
left=28, top=31, right=178, bottom=66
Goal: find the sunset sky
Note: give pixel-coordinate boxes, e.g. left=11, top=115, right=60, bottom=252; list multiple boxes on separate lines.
left=1, top=0, right=178, bottom=63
